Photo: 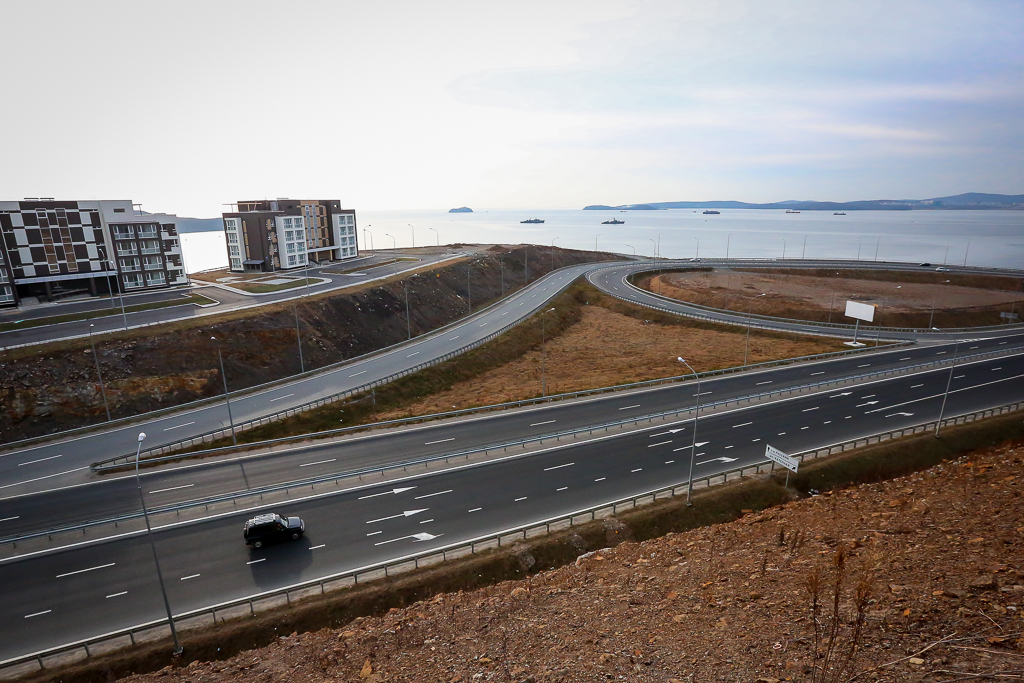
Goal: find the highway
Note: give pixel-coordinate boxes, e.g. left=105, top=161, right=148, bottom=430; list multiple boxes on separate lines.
left=2, top=333, right=1023, bottom=536
left=2, top=345, right=1022, bottom=662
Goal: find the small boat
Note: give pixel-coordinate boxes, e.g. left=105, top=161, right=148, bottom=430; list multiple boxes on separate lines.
left=520, top=218, right=544, bottom=224
left=602, top=218, right=625, bottom=224
left=834, top=212, right=846, bottom=215
left=702, top=210, right=720, bottom=215
left=786, top=210, right=801, bottom=214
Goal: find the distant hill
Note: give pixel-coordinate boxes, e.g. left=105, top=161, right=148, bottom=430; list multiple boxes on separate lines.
left=173, top=217, right=224, bottom=232
left=449, top=207, right=474, bottom=213
left=584, top=192, right=1024, bottom=211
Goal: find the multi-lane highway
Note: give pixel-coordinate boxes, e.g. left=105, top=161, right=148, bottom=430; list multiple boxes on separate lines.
left=2, top=345, right=1022, bottom=661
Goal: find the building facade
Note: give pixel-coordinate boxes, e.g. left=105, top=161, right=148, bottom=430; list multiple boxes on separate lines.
left=221, top=199, right=358, bottom=273
left=0, top=199, right=187, bottom=307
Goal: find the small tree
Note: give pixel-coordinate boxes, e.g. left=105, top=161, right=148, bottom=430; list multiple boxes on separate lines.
left=805, top=546, right=873, bottom=683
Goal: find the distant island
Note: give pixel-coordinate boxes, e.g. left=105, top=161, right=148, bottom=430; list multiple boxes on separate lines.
left=584, top=192, right=1024, bottom=212
left=449, top=207, right=473, bottom=213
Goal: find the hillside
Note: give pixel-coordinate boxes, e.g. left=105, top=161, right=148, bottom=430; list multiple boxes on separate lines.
left=584, top=192, right=1024, bottom=211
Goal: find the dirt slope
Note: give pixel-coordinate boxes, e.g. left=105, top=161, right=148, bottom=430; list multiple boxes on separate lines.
left=116, top=443, right=1024, bottom=683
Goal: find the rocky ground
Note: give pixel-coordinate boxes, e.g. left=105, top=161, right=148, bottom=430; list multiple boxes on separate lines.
left=118, top=441, right=1024, bottom=683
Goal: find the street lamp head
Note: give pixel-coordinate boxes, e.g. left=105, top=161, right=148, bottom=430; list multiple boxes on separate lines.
left=138, top=432, right=146, bottom=442
left=677, top=356, right=684, bottom=362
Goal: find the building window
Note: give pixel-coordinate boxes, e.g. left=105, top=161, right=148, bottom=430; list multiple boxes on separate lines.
left=120, top=257, right=141, bottom=272
left=123, top=273, right=144, bottom=289
left=137, top=225, right=158, bottom=238
left=113, top=225, right=134, bottom=239
left=231, top=257, right=241, bottom=270
left=146, top=271, right=166, bottom=285
left=140, top=240, right=161, bottom=254
left=229, top=245, right=240, bottom=256
left=144, top=256, right=163, bottom=270
left=227, top=233, right=238, bottom=244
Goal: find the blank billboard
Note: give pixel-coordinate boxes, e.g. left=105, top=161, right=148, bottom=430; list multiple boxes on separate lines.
left=845, top=300, right=876, bottom=322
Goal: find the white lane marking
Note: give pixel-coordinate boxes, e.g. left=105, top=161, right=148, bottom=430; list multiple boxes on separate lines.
left=694, top=391, right=712, bottom=396
left=648, top=441, right=673, bottom=448
left=310, top=544, right=326, bottom=550
left=480, top=322, right=488, bottom=327
left=732, top=422, right=753, bottom=428
left=969, top=346, right=978, bottom=349
left=544, top=462, right=574, bottom=471
left=631, top=468, right=643, bottom=472
left=594, top=477, right=606, bottom=482
left=367, top=531, right=383, bottom=536
left=269, top=394, right=295, bottom=402
left=856, top=401, right=879, bottom=407
left=106, top=591, right=128, bottom=598
left=845, top=416, right=852, bottom=419
left=992, top=367, right=1002, bottom=371
left=899, top=357, right=912, bottom=360
left=24, top=610, right=51, bottom=619
left=556, top=487, right=568, bottom=492
left=366, top=509, right=428, bottom=524
left=414, top=489, right=452, bottom=499
left=56, top=562, right=115, bottom=578
left=999, top=341, right=1007, bottom=344
left=619, top=404, right=641, bottom=410
left=862, top=394, right=876, bottom=398
left=514, top=496, right=528, bottom=501
left=672, top=441, right=710, bottom=452
left=246, top=558, right=266, bottom=565
left=374, top=532, right=441, bottom=546
left=811, top=371, right=824, bottom=376
left=954, top=374, right=965, bottom=379
left=724, top=445, right=733, bottom=449
left=180, top=574, right=201, bottom=581
left=936, top=351, right=947, bottom=355
left=801, top=426, right=809, bottom=430
left=778, top=432, right=787, bottom=435
left=149, top=483, right=195, bottom=494
left=407, top=352, right=420, bottom=357
left=449, top=336, right=460, bottom=341
left=424, top=438, right=455, bottom=445
left=696, top=457, right=738, bottom=465
left=419, top=519, right=434, bottom=524
left=503, top=312, right=508, bottom=316
left=911, top=384, right=924, bottom=388
left=857, top=364, right=871, bottom=367
left=824, top=420, right=832, bottom=424
left=651, top=428, right=685, bottom=437
left=665, top=460, right=675, bottom=464
left=830, top=392, right=852, bottom=398
left=358, top=487, right=416, bottom=500
left=802, top=407, right=819, bottom=412
left=299, top=459, right=337, bottom=468
left=530, top=420, right=556, bottom=426
left=886, top=412, right=915, bottom=417
left=468, top=507, right=482, bottom=512
left=0, top=516, right=19, bottom=522
left=752, top=438, right=761, bottom=442
left=18, top=454, right=63, bottom=466
left=756, top=381, right=772, bottom=385
left=349, top=370, right=367, bottom=377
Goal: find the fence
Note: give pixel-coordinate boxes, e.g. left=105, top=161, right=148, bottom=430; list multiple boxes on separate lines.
left=4, top=396, right=1022, bottom=678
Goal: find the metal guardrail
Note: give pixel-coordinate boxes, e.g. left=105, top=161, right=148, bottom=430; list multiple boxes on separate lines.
left=8, top=342, right=1011, bottom=551
left=92, top=339, right=913, bottom=469
left=601, top=262, right=1024, bottom=336
left=4, top=396, right=1022, bottom=677
left=0, top=262, right=587, bottom=454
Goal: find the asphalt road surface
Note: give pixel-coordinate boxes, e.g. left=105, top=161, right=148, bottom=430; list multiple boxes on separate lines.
left=2, top=344, right=1022, bottom=662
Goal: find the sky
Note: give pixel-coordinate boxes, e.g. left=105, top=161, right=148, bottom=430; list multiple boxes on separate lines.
left=2, top=0, right=1023, bottom=217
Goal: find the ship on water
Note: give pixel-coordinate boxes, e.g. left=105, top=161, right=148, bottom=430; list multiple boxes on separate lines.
left=702, top=210, right=720, bottom=215
left=785, top=209, right=801, bottom=214
left=602, top=218, right=625, bottom=224
left=834, top=212, right=846, bottom=215
left=520, top=218, right=544, bottom=224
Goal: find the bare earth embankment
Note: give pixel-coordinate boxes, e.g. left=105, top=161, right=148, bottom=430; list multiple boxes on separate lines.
left=111, top=440, right=1024, bottom=683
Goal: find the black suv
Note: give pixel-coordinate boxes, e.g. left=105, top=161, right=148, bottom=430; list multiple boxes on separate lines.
left=243, top=513, right=305, bottom=548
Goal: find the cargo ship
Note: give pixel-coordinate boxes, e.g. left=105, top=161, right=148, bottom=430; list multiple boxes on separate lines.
left=520, top=218, right=544, bottom=224
left=702, top=210, right=720, bottom=215
left=601, top=218, right=625, bottom=224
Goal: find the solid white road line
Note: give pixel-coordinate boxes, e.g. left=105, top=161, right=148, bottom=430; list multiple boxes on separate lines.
left=180, top=574, right=200, bottom=580
left=299, top=459, right=337, bottom=468
left=619, top=404, right=641, bottom=410
left=18, top=454, right=63, bottom=466
left=367, top=531, right=382, bottom=536
left=24, top=610, right=51, bottom=618
left=269, top=394, right=295, bottom=402
left=419, top=519, right=434, bottom=524
left=246, top=559, right=265, bottom=565
left=414, top=489, right=452, bottom=499
left=425, top=438, right=455, bottom=445
left=162, top=421, right=197, bottom=431
left=530, top=420, right=556, bottom=426
left=106, top=591, right=128, bottom=598
left=544, top=463, right=574, bottom=471
left=149, top=484, right=195, bottom=494
left=56, top=562, right=115, bottom=578
left=349, top=371, right=367, bottom=377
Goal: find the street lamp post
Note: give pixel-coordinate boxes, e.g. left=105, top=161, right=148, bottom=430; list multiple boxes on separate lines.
left=648, top=238, right=657, bottom=259
left=429, top=227, right=439, bottom=247
left=693, top=237, right=699, bottom=259
left=963, top=239, right=971, bottom=267
left=855, top=240, right=861, bottom=261
left=385, top=233, right=396, bottom=250
left=726, top=232, right=733, bottom=259
left=403, top=276, right=419, bottom=339
left=802, top=234, right=807, bottom=260
left=935, top=342, right=960, bottom=437
left=541, top=308, right=556, bottom=397
left=408, top=224, right=415, bottom=249
left=293, top=305, right=305, bottom=373
left=942, top=241, right=949, bottom=265
left=89, top=324, right=111, bottom=421
left=874, top=236, right=881, bottom=261
left=625, top=244, right=636, bottom=256
left=134, top=432, right=182, bottom=655
left=677, top=357, right=701, bottom=505
left=303, top=252, right=311, bottom=296
left=551, top=237, right=560, bottom=272
left=524, top=246, right=529, bottom=285
left=744, top=293, right=767, bottom=366
left=211, top=337, right=236, bottom=445
left=111, top=260, right=129, bottom=330
left=782, top=239, right=786, bottom=260
left=467, top=262, right=472, bottom=313
left=595, top=233, right=602, bottom=263
left=364, top=227, right=374, bottom=255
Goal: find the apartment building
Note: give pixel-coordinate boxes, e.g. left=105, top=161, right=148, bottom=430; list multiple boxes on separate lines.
left=221, top=199, right=358, bottom=273
left=0, top=199, right=187, bottom=307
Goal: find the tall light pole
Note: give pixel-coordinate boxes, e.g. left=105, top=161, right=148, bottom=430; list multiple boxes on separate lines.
left=693, top=237, right=699, bottom=259
left=551, top=237, right=560, bottom=272
left=935, top=341, right=960, bottom=437
left=211, top=337, right=236, bottom=445
left=364, top=227, right=373, bottom=255
left=403, top=275, right=420, bottom=339
left=429, top=227, right=439, bottom=247
left=524, top=246, right=529, bottom=285
left=963, top=238, right=971, bottom=267
left=111, top=259, right=129, bottom=330
left=385, top=233, right=396, bottom=250
left=541, top=308, right=556, bottom=397
left=942, top=241, right=949, bottom=265
left=657, top=232, right=663, bottom=259
left=782, top=239, right=787, bottom=260
left=408, top=224, right=415, bottom=248
left=874, top=236, right=881, bottom=261
left=855, top=239, right=861, bottom=261
left=293, top=304, right=305, bottom=373
left=303, top=251, right=311, bottom=296
left=98, top=246, right=116, bottom=309
left=134, top=432, right=182, bottom=655
left=677, top=357, right=701, bottom=505
left=726, top=232, right=733, bottom=259
left=744, top=293, right=767, bottom=366
left=625, top=244, right=636, bottom=256
left=928, top=295, right=938, bottom=328
left=802, top=234, right=807, bottom=260
left=595, top=233, right=602, bottom=263
left=648, top=238, right=657, bottom=259
left=89, top=324, right=111, bottom=421
left=467, top=261, right=472, bottom=314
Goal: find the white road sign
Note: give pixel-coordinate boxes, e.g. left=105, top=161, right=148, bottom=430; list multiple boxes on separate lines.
left=845, top=300, right=876, bottom=323
left=765, top=444, right=799, bottom=473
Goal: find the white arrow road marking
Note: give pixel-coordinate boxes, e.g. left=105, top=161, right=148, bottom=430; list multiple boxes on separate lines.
left=696, top=457, right=738, bottom=465
left=672, top=441, right=710, bottom=452
left=374, top=532, right=442, bottom=546
left=358, top=487, right=417, bottom=500
left=366, top=509, right=429, bottom=524
left=856, top=401, right=879, bottom=407
left=885, top=412, right=915, bottom=417
left=650, top=428, right=686, bottom=437
left=829, top=392, right=852, bottom=398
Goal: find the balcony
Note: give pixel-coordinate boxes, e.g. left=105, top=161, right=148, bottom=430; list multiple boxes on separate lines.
left=145, top=274, right=166, bottom=285
left=123, top=279, right=144, bottom=289
left=144, top=262, right=163, bottom=270
left=140, top=247, right=161, bottom=255
left=137, top=228, right=158, bottom=239
left=117, top=248, right=138, bottom=257
left=120, top=265, right=141, bottom=272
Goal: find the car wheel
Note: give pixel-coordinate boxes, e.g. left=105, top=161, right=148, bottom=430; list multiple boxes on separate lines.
left=291, top=532, right=300, bottom=540
left=253, top=540, right=263, bottom=549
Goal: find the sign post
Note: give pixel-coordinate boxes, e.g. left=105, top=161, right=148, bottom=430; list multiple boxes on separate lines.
left=765, top=444, right=798, bottom=487
left=844, top=300, right=877, bottom=347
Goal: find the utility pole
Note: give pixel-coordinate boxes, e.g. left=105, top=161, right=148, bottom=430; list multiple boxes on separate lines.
left=89, top=324, right=111, bottom=421
left=935, top=342, right=960, bottom=437
left=212, top=337, right=236, bottom=445
left=293, top=305, right=305, bottom=373
left=677, top=357, right=702, bottom=505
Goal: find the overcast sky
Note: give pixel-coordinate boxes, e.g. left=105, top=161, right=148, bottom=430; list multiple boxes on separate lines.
left=2, top=0, right=1022, bottom=217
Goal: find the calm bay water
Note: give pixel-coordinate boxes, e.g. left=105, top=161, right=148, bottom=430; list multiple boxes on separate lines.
left=182, top=209, right=1024, bottom=273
